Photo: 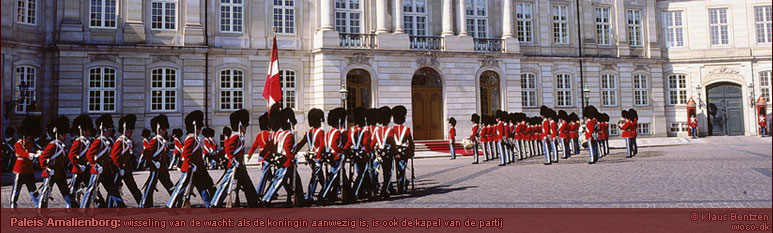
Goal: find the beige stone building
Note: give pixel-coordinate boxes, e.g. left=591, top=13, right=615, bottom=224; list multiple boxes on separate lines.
left=1, top=0, right=771, bottom=143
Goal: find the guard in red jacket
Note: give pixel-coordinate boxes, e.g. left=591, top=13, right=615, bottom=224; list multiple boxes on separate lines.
left=557, top=111, right=571, bottom=159
left=111, top=114, right=142, bottom=205
left=494, top=111, right=506, bottom=165
left=371, top=107, right=396, bottom=198
left=136, top=129, right=151, bottom=171
left=759, top=113, right=767, bottom=137
left=212, top=109, right=260, bottom=208
left=82, top=114, right=125, bottom=208
left=584, top=106, right=600, bottom=164
left=346, top=107, right=373, bottom=198
left=262, top=108, right=304, bottom=206
left=392, top=106, right=414, bottom=194
left=168, top=111, right=215, bottom=208
left=447, top=117, right=457, bottom=160
left=550, top=114, right=560, bottom=163
left=598, top=114, right=610, bottom=157
left=630, top=109, right=639, bottom=156
left=540, top=106, right=555, bottom=165
left=570, top=113, right=581, bottom=155
left=38, top=116, right=75, bottom=208
left=202, top=128, right=218, bottom=169
left=513, top=113, right=525, bottom=160
left=10, top=116, right=42, bottom=208
left=321, top=107, right=355, bottom=202
left=480, top=116, right=490, bottom=161
left=294, top=109, right=325, bottom=201
left=470, top=114, right=481, bottom=164
left=169, top=129, right=183, bottom=170
left=139, top=114, right=176, bottom=208
left=251, top=113, right=274, bottom=197
left=67, top=114, right=93, bottom=205
left=507, top=113, right=516, bottom=163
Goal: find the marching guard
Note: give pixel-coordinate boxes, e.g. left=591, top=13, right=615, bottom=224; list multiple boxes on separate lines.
left=111, top=114, right=143, bottom=205
left=38, top=116, right=74, bottom=208
left=10, top=116, right=42, bottom=208
left=584, top=106, right=600, bottom=164
left=211, top=109, right=260, bottom=207
left=320, top=108, right=354, bottom=202
left=68, top=115, right=93, bottom=206
left=250, top=112, right=273, bottom=197
left=629, top=109, right=639, bottom=156
left=168, top=111, right=215, bottom=208
left=540, top=106, right=555, bottom=165
left=372, top=107, right=396, bottom=198
left=293, top=108, right=326, bottom=201
left=137, top=129, right=151, bottom=171
left=469, top=114, right=481, bottom=164
left=391, top=106, right=414, bottom=194
left=139, top=114, right=176, bottom=208
left=169, top=129, right=183, bottom=170
left=558, top=111, right=571, bottom=159
left=344, top=107, right=373, bottom=198
left=82, top=114, right=125, bottom=208
left=262, top=108, right=304, bottom=206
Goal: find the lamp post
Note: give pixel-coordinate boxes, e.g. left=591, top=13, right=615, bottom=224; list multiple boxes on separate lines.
left=339, top=83, right=348, bottom=109
left=748, top=82, right=755, bottom=108
left=582, top=88, right=591, bottom=108
left=18, top=81, right=31, bottom=117
left=695, top=84, right=703, bottom=109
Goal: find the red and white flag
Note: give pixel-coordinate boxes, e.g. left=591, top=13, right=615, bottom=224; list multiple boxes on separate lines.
left=262, top=35, right=282, bottom=108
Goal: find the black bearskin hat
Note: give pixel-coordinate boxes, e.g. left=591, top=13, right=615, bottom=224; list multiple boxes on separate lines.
left=185, top=111, right=204, bottom=133
left=378, top=106, right=392, bottom=125
left=448, top=117, right=457, bottom=126
left=202, top=128, right=215, bottom=138
left=308, top=108, right=324, bottom=128
left=150, top=114, right=170, bottom=132
left=366, top=108, right=378, bottom=126
left=353, top=107, right=367, bottom=127
left=141, top=128, right=151, bottom=139
left=51, top=115, right=70, bottom=136
left=230, top=109, right=250, bottom=130
left=95, top=114, right=114, bottom=130
left=392, top=105, right=407, bottom=125
left=259, top=112, right=271, bottom=131
left=118, top=114, right=137, bottom=133
left=20, top=116, right=42, bottom=138
left=471, top=113, right=480, bottom=123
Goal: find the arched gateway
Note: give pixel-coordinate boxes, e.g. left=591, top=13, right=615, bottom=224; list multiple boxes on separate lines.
left=411, top=68, right=443, bottom=140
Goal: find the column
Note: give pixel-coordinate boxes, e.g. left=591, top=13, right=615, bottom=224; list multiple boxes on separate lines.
left=458, top=0, right=468, bottom=36
left=503, top=0, right=514, bottom=38
left=320, top=0, right=334, bottom=30
left=442, top=0, right=454, bottom=36
left=376, top=0, right=389, bottom=33
left=395, top=0, right=405, bottom=33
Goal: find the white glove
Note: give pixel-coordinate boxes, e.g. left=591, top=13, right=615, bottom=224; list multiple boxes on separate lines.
left=153, top=161, right=161, bottom=169
left=78, top=165, right=86, bottom=172
left=46, top=168, right=54, bottom=176
left=28, top=152, right=40, bottom=160
left=232, top=160, right=240, bottom=168
left=118, top=168, right=125, bottom=176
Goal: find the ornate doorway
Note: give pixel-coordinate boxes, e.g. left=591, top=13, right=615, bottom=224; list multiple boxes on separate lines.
left=707, top=82, right=744, bottom=136
left=479, top=71, right=501, bottom=116
left=345, top=69, right=371, bottom=122
left=411, top=68, right=443, bottom=140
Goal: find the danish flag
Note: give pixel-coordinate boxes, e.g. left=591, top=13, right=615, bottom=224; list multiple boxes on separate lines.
left=262, top=34, right=282, bottom=108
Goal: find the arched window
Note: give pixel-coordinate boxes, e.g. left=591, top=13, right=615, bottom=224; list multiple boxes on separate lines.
left=14, top=66, right=36, bottom=113
left=520, top=73, right=537, bottom=107
left=601, top=74, right=617, bottom=106
left=150, top=68, right=177, bottom=111
left=346, top=69, right=371, bottom=112
left=479, top=71, right=500, bottom=115
left=88, top=67, right=117, bottom=112
left=556, top=73, right=573, bottom=107
left=633, top=74, right=649, bottom=106
left=219, top=69, right=244, bottom=110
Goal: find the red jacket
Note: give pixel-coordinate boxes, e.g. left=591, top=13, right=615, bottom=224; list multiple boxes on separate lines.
left=68, top=137, right=90, bottom=173
left=326, top=128, right=343, bottom=161
left=469, top=124, right=479, bottom=142
left=86, top=136, right=114, bottom=174
left=273, top=130, right=295, bottom=167
left=110, top=135, right=134, bottom=170
left=550, top=121, right=558, bottom=139
left=495, top=122, right=505, bottom=141
left=585, top=119, right=597, bottom=140
left=542, top=119, right=551, bottom=140
left=203, top=137, right=217, bottom=155
left=621, top=120, right=634, bottom=138
left=371, top=126, right=394, bottom=151
left=760, top=117, right=767, bottom=127
left=304, top=128, right=325, bottom=160
left=514, top=123, right=524, bottom=140
left=180, top=134, right=204, bottom=172
left=393, top=125, right=413, bottom=159
left=173, top=137, right=183, bottom=157
left=599, top=122, right=609, bottom=140
left=142, top=135, right=169, bottom=170
left=224, top=133, right=245, bottom=168
left=448, top=126, right=456, bottom=142
left=345, top=126, right=371, bottom=155
left=14, top=140, right=35, bottom=174
left=248, top=130, right=272, bottom=156
left=39, top=140, right=67, bottom=178
left=632, top=119, right=638, bottom=137
left=558, top=121, right=569, bottom=139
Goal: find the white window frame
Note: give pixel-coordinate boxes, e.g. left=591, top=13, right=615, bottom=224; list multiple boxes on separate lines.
left=220, top=0, right=244, bottom=33
left=708, top=8, right=730, bottom=46
left=637, top=123, right=651, bottom=135
left=556, top=73, right=573, bottom=107
left=403, top=0, right=428, bottom=36
left=150, top=68, right=178, bottom=112
left=516, top=2, right=533, bottom=43
left=760, top=70, right=771, bottom=102
left=466, top=0, right=488, bottom=38
left=335, top=0, right=361, bottom=34
left=609, top=126, right=619, bottom=136
left=88, top=67, right=117, bottom=113
left=669, top=122, right=687, bottom=133
left=595, top=7, right=611, bottom=45
left=755, top=6, right=773, bottom=44
left=627, top=9, right=642, bottom=47
left=219, top=69, right=245, bottom=111
left=89, top=0, right=118, bottom=29
left=151, top=0, right=177, bottom=30
left=633, top=74, right=649, bottom=106
left=552, top=5, right=569, bottom=44
left=16, top=0, right=36, bottom=25
left=14, top=66, right=36, bottom=114
left=667, top=74, right=688, bottom=105
left=273, top=0, right=294, bottom=34
left=601, top=74, right=617, bottom=106
left=279, top=70, right=297, bottom=109
left=663, top=11, right=685, bottom=48
left=521, top=73, right=537, bottom=107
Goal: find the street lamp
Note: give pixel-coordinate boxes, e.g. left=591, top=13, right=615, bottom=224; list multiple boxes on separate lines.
left=582, top=88, right=591, bottom=108
left=748, top=82, right=755, bottom=107
left=695, top=84, right=703, bottom=108
left=339, top=84, right=348, bottom=109
left=5, top=81, right=32, bottom=118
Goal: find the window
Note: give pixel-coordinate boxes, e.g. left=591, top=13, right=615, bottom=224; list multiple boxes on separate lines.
left=637, top=123, right=650, bottom=135
left=220, top=0, right=244, bottom=33
left=761, top=71, right=772, bottom=102
left=627, top=9, right=642, bottom=46
left=633, top=74, right=649, bottom=106
left=667, top=74, right=688, bottom=105
left=663, top=11, right=684, bottom=47
left=556, top=74, right=573, bottom=107
left=88, top=67, right=117, bottom=112
left=90, top=0, right=117, bottom=28
left=279, top=70, right=296, bottom=109
left=552, top=5, right=569, bottom=44
left=755, top=6, right=773, bottom=44
left=601, top=74, right=617, bottom=106
left=466, top=0, right=487, bottom=38
left=335, top=0, right=361, bottom=33
left=516, top=3, right=533, bottom=43
left=709, top=8, right=730, bottom=45
left=480, top=71, right=501, bottom=115
left=609, top=127, right=619, bottom=136
left=595, top=7, right=611, bottom=45
left=16, top=0, right=36, bottom=25
left=273, top=0, right=294, bottom=34
left=219, top=69, right=244, bottom=111
left=403, top=0, right=427, bottom=36
left=346, top=69, right=371, bottom=114
left=14, top=66, right=36, bottom=113
left=150, top=68, right=177, bottom=111
left=670, top=122, right=687, bottom=133
left=521, top=73, right=537, bottom=107
left=151, top=0, right=176, bottom=30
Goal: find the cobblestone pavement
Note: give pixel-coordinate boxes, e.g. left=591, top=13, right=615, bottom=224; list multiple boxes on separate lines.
left=2, top=136, right=770, bottom=208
